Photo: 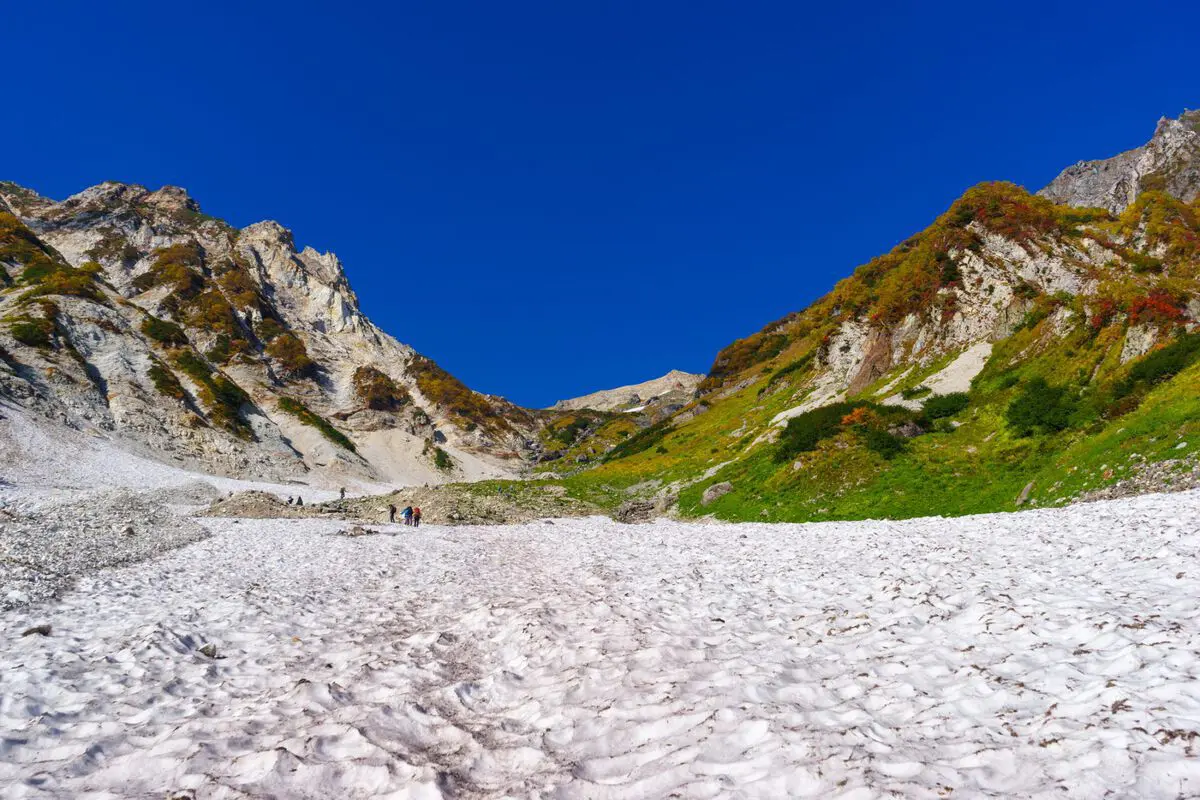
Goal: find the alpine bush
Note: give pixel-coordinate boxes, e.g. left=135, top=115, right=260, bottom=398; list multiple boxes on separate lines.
left=1005, top=378, right=1077, bottom=436
left=922, top=392, right=969, bottom=420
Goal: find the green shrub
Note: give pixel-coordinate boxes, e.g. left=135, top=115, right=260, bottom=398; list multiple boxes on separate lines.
left=901, top=384, right=931, bottom=400
left=352, top=365, right=411, bottom=410
left=132, top=243, right=205, bottom=298
left=147, top=361, right=186, bottom=400
left=140, top=316, right=188, bottom=346
left=776, top=401, right=918, bottom=463
left=938, top=254, right=962, bottom=284
left=922, top=392, right=969, bottom=420
left=9, top=316, right=54, bottom=348
left=544, top=412, right=597, bottom=447
left=278, top=397, right=356, bottom=452
left=1115, top=333, right=1200, bottom=398
left=205, top=334, right=234, bottom=364
left=255, top=317, right=286, bottom=343
left=423, top=440, right=454, bottom=471
left=265, top=334, right=315, bottom=379
left=998, top=372, right=1021, bottom=389
left=184, top=290, right=244, bottom=339
left=775, top=403, right=854, bottom=461
left=1005, top=378, right=1077, bottom=436
left=172, top=349, right=254, bottom=439
left=861, top=426, right=906, bottom=459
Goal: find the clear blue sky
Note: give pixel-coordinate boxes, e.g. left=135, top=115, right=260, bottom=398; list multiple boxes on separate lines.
left=4, top=1, right=1197, bottom=407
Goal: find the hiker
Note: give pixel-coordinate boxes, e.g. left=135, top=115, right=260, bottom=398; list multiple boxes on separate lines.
left=297, top=496, right=303, bottom=507
left=402, top=505, right=413, bottom=526
left=287, top=496, right=294, bottom=505
left=388, top=504, right=397, bottom=523
left=412, top=507, right=422, bottom=528
left=340, top=487, right=346, bottom=500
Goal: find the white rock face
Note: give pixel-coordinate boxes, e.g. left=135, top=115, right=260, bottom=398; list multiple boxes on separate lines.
left=0, top=181, right=530, bottom=486
left=771, top=226, right=1115, bottom=426
left=1040, top=111, right=1200, bottom=212
left=1121, top=324, right=1159, bottom=363
left=550, top=369, right=704, bottom=412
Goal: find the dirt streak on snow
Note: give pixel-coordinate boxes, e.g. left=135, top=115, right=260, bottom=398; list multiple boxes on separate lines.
left=3, top=495, right=1200, bottom=798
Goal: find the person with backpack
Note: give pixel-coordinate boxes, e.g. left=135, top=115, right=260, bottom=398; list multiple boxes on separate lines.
left=412, top=507, right=422, bottom=528
left=388, top=504, right=397, bottom=523
left=402, top=505, right=413, bottom=526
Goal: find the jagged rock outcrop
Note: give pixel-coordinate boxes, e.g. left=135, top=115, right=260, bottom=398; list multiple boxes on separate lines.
left=550, top=369, right=702, bottom=412
left=0, top=181, right=544, bottom=486
left=696, top=180, right=1198, bottom=429
left=1040, top=110, right=1200, bottom=213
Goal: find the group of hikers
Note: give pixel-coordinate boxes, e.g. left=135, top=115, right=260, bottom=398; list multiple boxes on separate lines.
left=388, top=503, right=422, bottom=527
left=285, top=488, right=424, bottom=527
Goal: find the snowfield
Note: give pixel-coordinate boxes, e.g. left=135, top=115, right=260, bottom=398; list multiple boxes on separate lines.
left=4, top=493, right=1200, bottom=798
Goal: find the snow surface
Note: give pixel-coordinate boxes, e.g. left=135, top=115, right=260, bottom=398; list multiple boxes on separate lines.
left=0, top=405, right=367, bottom=508
left=4, top=492, right=1200, bottom=798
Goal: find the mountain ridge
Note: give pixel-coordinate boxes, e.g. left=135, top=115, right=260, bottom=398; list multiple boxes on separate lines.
left=549, top=369, right=703, bottom=412
left=1039, top=110, right=1200, bottom=213
left=544, top=109, right=1200, bottom=521
left=0, top=180, right=550, bottom=487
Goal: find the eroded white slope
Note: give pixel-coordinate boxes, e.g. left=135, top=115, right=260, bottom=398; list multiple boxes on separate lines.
left=3, top=494, right=1200, bottom=798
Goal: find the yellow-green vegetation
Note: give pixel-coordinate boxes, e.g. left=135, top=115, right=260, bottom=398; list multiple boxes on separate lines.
left=265, top=333, right=315, bottom=379
left=18, top=261, right=106, bottom=303
left=255, top=317, right=286, bottom=343
left=8, top=312, right=56, bottom=348
left=132, top=243, right=205, bottom=299
left=545, top=185, right=1200, bottom=523
left=423, top=439, right=455, bottom=471
left=539, top=410, right=608, bottom=451
left=0, top=212, right=59, bottom=277
left=172, top=349, right=255, bottom=439
left=352, top=365, right=411, bottom=410
left=140, top=315, right=188, bottom=347
left=147, top=359, right=187, bottom=401
left=215, top=268, right=264, bottom=312
left=408, top=354, right=531, bottom=435
left=277, top=397, right=356, bottom=452
left=1, top=213, right=106, bottom=303
left=533, top=412, right=640, bottom=469
left=703, top=183, right=1114, bottom=391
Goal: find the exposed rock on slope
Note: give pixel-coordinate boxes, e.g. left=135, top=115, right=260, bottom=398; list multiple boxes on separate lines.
left=1040, top=110, right=1200, bottom=213
left=550, top=369, right=702, bottom=412
left=0, top=181, right=543, bottom=485
left=559, top=161, right=1200, bottom=521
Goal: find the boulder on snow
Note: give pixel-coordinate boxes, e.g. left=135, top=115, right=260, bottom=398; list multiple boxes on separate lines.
left=614, top=500, right=657, bottom=524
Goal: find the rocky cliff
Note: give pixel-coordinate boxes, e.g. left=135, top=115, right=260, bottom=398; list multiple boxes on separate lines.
left=549, top=370, right=703, bottom=412
left=0, top=182, right=542, bottom=486
left=1040, top=110, right=1200, bottom=213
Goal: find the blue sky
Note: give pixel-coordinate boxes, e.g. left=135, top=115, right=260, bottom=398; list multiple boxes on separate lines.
left=4, top=1, right=1197, bottom=407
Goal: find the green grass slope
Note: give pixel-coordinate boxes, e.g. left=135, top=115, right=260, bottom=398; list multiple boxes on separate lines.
left=539, top=184, right=1200, bottom=521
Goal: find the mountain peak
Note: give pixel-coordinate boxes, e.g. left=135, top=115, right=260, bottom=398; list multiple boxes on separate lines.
left=550, top=370, right=703, bottom=412
left=1039, top=109, right=1200, bottom=213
